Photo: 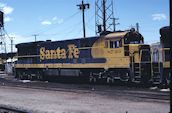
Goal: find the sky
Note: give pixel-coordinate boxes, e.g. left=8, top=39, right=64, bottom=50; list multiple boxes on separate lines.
left=0, top=0, right=170, bottom=52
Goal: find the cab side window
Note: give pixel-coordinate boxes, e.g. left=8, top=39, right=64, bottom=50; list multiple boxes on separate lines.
left=110, top=41, right=116, bottom=48
left=116, top=41, right=119, bottom=47
left=106, top=40, right=122, bottom=48
left=110, top=41, right=121, bottom=48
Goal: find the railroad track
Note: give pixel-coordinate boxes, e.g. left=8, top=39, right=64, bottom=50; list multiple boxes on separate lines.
left=0, top=75, right=170, bottom=102
left=1, top=83, right=169, bottom=103
left=0, top=105, right=31, bottom=113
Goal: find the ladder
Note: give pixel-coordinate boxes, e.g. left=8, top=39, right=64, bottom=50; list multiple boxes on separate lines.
left=151, top=49, right=162, bottom=84
left=131, top=52, right=142, bottom=83
left=133, top=63, right=141, bottom=83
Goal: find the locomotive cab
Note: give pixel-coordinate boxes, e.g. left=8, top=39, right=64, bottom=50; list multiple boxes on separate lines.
left=123, top=30, right=151, bottom=83
left=96, top=29, right=152, bottom=83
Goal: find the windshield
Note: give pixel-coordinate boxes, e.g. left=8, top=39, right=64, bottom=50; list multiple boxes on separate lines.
left=124, top=30, right=144, bottom=44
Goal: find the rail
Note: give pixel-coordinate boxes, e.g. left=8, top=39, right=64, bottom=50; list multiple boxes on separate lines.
left=0, top=105, right=31, bottom=113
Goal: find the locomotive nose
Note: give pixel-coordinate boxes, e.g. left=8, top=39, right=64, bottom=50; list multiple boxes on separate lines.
left=139, top=45, right=151, bottom=62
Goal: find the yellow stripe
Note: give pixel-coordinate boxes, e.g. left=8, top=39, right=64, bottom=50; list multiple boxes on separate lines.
left=15, top=63, right=129, bottom=69
left=161, top=48, right=170, bottom=50
left=15, top=55, right=40, bottom=58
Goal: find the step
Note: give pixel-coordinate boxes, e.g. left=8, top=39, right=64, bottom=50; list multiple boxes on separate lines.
left=133, top=80, right=141, bottom=83
left=153, top=72, right=160, bottom=74
left=153, top=76, right=160, bottom=79
left=153, top=67, right=159, bottom=68
left=135, top=76, right=141, bottom=79
left=134, top=71, right=140, bottom=73
left=134, top=67, right=139, bottom=68
left=113, top=77, right=120, bottom=79
left=153, top=81, right=160, bottom=84
left=0, top=71, right=5, bottom=74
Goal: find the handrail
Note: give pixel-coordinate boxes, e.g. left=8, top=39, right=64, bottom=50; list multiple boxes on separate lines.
left=139, top=50, right=142, bottom=75
left=158, top=49, right=160, bottom=72
left=132, top=53, right=134, bottom=73
left=151, top=49, right=154, bottom=76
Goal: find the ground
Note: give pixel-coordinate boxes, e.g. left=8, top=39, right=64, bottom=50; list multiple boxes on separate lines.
left=0, top=73, right=170, bottom=113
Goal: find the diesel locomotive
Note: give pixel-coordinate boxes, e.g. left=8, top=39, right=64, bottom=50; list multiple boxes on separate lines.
left=14, top=29, right=153, bottom=83
left=160, top=26, right=170, bottom=85
left=149, top=26, right=170, bottom=85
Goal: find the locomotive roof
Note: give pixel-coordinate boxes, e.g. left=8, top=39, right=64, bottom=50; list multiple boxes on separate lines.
left=16, top=36, right=100, bottom=48
left=16, top=41, right=44, bottom=48
left=104, top=31, right=128, bottom=40
left=104, top=30, right=143, bottom=41
left=41, top=36, right=100, bottom=44
left=16, top=30, right=142, bottom=48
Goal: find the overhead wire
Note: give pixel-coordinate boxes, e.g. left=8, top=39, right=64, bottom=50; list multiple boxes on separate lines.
left=37, top=10, right=81, bottom=34
left=40, top=12, right=83, bottom=38
left=85, top=12, right=95, bottom=36
left=22, top=10, right=81, bottom=38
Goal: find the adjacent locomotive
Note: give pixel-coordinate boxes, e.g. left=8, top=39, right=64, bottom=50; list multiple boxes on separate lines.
left=0, top=58, right=5, bottom=71
left=150, top=26, right=170, bottom=85
left=14, top=29, right=152, bottom=83
left=160, top=26, right=170, bottom=85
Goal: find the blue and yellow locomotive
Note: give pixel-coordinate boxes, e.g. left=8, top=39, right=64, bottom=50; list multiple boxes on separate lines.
left=160, top=26, right=170, bottom=85
left=14, top=29, right=152, bottom=83
left=149, top=26, right=170, bottom=85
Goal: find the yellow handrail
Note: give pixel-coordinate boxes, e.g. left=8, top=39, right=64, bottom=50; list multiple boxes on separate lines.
left=158, top=49, right=160, bottom=72
left=151, top=49, right=154, bottom=77
left=139, top=50, right=142, bottom=75
left=132, top=54, right=134, bottom=73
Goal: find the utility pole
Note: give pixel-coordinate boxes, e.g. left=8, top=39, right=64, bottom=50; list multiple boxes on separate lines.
left=0, top=11, right=6, bottom=54
left=32, top=34, right=38, bottom=42
left=110, top=18, right=119, bottom=32
left=0, top=28, right=6, bottom=54
left=136, top=23, right=139, bottom=32
left=10, top=37, right=14, bottom=63
left=10, top=37, right=14, bottom=54
left=77, top=0, right=89, bottom=38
